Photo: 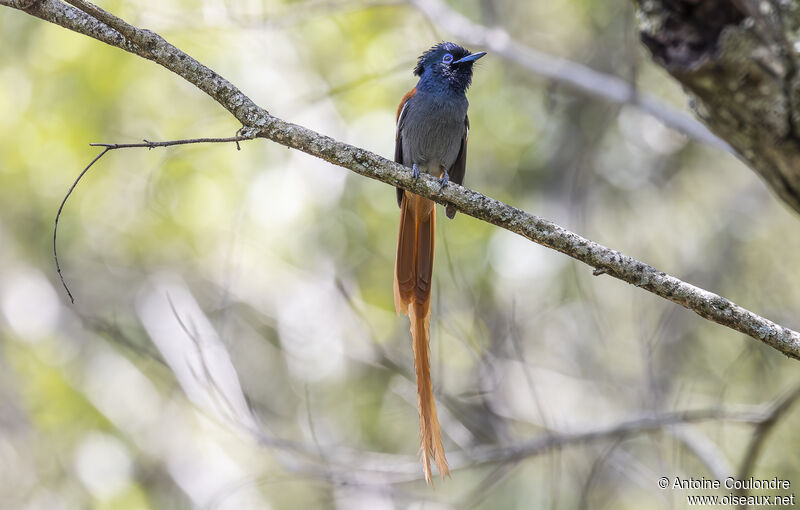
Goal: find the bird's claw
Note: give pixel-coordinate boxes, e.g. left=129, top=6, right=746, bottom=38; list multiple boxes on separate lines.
left=411, top=163, right=420, bottom=179
left=440, top=170, right=449, bottom=188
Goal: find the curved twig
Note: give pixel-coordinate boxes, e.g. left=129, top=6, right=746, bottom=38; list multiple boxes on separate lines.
left=52, top=135, right=252, bottom=302
left=53, top=147, right=109, bottom=303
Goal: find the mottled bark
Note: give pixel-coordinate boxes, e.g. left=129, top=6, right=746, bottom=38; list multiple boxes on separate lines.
left=638, top=0, right=800, bottom=214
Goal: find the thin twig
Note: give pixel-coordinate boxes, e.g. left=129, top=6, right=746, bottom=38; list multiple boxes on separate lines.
left=461, top=407, right=767, bottom=468
left=53, top=135, right=252, bottom=302
left=578, top=437, right=624, bottom=510
left=62, top=0, right=137, bottom=40
left=304, top=384, right=327, bottom=463
left=53, top=147, right=109, bottom=303
left=735, top=383, right=800, bottom=503
left=89, top=135, right=252, bottom=150
left=670, top=426, right=734, bottom=481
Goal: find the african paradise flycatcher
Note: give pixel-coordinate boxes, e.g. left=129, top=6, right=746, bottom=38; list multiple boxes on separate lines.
left=393, top=42, right=485, bottom=484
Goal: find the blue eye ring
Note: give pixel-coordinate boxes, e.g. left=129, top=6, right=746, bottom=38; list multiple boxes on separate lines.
left=442, top=53, right=453, bottom=63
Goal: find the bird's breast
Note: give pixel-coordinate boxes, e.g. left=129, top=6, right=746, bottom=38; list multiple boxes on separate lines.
left=401, top=94, right=467, bottom=173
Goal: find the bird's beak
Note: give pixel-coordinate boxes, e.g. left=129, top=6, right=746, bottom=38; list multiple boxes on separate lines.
left=453, top=51, right=487, bottom=64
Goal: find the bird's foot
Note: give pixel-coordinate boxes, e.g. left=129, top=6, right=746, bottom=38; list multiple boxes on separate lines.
left=411, top=163, right=420, bottom=179
left=440, top=169, right=449, bottom=188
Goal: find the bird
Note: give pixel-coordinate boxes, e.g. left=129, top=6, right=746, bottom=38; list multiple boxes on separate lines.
left=393, top=41, right=485, bottom=484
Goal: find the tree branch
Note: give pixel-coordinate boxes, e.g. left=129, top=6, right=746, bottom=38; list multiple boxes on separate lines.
left=263, top=406, right=778, bottom=484
left=3, top=0, right=800, bottom=360
left=462, top=408, right=767, bottom=467
left=407, top=0, right=732, bottom=153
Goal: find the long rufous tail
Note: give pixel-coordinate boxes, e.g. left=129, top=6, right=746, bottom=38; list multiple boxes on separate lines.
left=394, top=192, right=450, bottom=484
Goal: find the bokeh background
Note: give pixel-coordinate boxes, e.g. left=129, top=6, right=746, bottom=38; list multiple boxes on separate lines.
left=2, top=0, right=800, bottom=508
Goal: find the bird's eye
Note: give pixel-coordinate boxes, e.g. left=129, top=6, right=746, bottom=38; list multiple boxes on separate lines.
left=442, top=53, right=453, bottom=63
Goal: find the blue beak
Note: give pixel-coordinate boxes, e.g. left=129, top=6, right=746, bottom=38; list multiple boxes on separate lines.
left=453, top=51, right=487, bottom=64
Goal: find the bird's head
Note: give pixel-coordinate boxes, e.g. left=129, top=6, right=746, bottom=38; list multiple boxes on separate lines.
left=414, top=42, right=486, bottom=94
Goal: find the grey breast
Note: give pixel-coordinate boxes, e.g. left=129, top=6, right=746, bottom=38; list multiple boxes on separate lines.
left=401, top=91, right=468, bottom=175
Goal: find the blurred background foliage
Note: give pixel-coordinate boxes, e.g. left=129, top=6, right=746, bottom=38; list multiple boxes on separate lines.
left=2, top=0, right=800, bottom=508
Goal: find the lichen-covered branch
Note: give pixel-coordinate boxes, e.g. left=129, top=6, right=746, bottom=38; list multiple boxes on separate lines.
left=3, top=0, right=800, bottom=359
left=638, top=0, right=800, bottom=215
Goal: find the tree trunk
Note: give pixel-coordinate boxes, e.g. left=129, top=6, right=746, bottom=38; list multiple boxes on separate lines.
left=637, top=0, right=800, bottom=215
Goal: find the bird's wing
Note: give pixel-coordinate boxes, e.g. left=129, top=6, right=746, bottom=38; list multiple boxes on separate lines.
left=395, top=87, right=416, bottom=207
left=445, top=115, right=469, bottom=219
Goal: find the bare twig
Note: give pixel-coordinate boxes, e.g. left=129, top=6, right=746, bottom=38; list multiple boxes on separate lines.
left=578, top=437, right=624, bottom=510
left=62, top=0, right=137, bottom=39
left=89, top=135, right=253, bottom=150
left=406, top=0, right=731, bottom=153
left=463, top=408, right=766, bottom=467
left=53, top=146, right=110, bottom=304
left=670, top=426, right=734, bottom=481
left=4, top=0, right=800, bottom=359
left=735, top=383, right=800, bottom=502
left=52, top=135, right=252, bottom=301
